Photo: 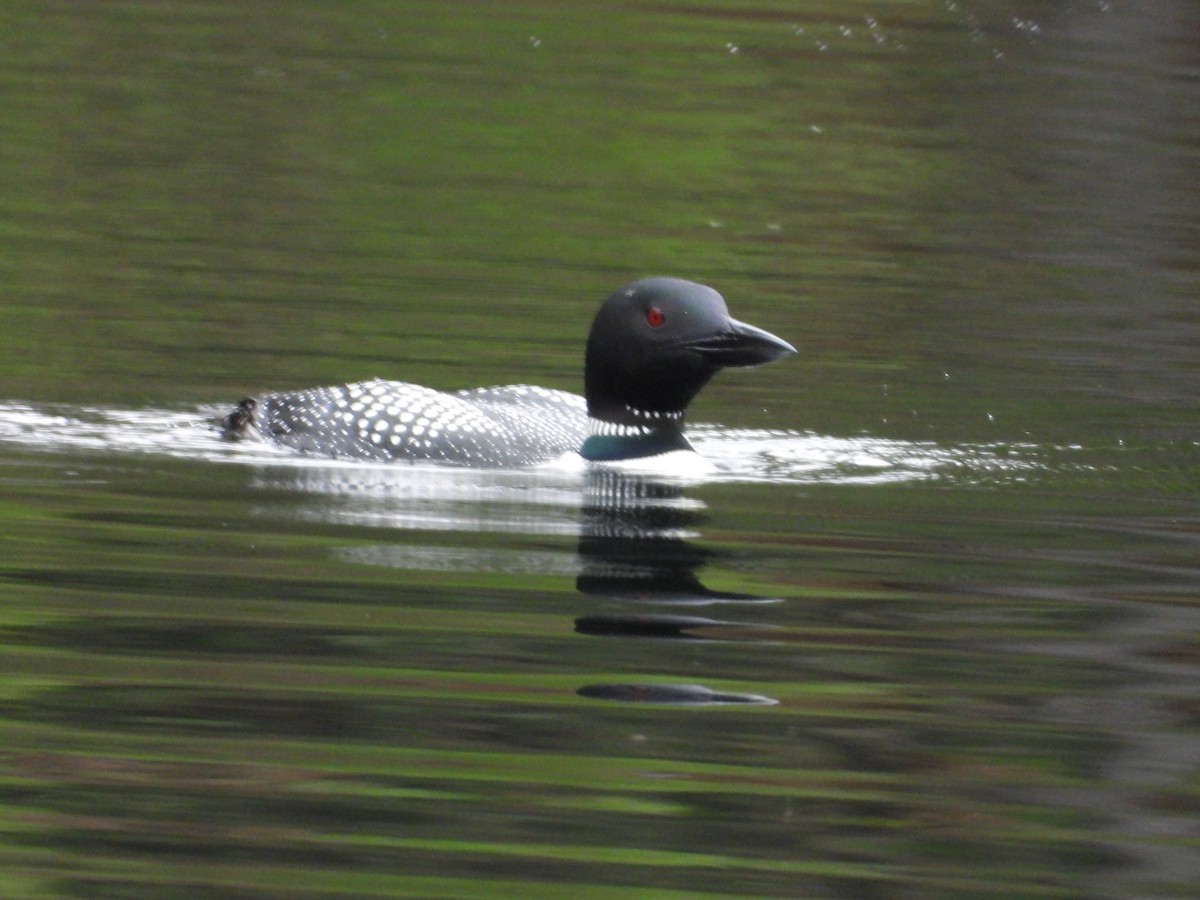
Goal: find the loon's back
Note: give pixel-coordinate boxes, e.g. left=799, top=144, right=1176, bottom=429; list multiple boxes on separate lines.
left=226, top=379, right=586, bottom=466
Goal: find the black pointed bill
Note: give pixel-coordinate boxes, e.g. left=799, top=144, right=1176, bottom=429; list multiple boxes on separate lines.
left=685, top=317, right=797, bottom=367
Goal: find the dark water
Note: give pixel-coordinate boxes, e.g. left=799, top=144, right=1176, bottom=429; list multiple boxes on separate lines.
left=2, top=2, right=1199, bottom=898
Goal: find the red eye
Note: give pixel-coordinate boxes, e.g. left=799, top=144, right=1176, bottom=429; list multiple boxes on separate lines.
left=646, top=307, right=666, bottom=328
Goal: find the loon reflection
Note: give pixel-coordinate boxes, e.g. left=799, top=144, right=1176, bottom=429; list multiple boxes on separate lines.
left=238, top=463, right=783, bottom=705
left=571, top=470, right=780, bottom=704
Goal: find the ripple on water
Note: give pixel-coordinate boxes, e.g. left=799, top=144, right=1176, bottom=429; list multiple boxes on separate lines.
left=0, top=401, right=1050, bottom=488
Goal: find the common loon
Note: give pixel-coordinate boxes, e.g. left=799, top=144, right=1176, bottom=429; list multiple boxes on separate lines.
left=221, top=278, right=795, bottom=467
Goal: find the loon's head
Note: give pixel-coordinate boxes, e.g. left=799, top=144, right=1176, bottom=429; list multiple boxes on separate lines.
left=581, top=278, right=795, bottom=461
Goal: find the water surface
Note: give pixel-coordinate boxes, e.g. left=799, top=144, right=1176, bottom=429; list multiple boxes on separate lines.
left=2, top=2, right=1198, bottom=898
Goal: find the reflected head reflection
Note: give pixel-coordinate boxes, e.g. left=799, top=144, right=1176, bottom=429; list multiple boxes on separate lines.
left=573, top=470, right=782, bottom=705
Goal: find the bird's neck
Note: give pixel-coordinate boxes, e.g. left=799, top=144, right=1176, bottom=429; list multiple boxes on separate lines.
left=579, top=407, right=692, bottom=461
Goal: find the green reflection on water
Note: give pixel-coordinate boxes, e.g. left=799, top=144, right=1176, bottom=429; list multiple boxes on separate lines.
left=2, top=0, right=1199, bottom=898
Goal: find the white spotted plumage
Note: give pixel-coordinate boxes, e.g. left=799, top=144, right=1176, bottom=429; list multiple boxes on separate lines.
left=253, top=378, right=587, bottom=466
